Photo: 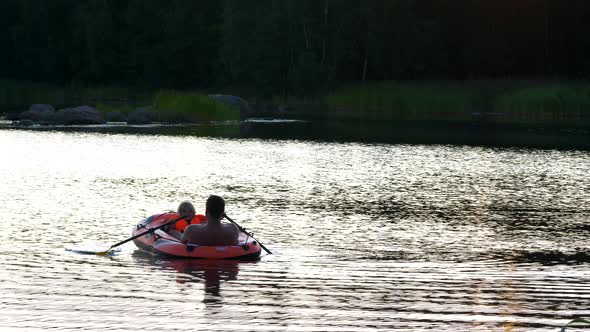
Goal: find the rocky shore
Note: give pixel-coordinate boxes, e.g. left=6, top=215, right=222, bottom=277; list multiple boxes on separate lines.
left=4, top=104, right=105, bottom=126
left=1, top=94, right=290, bottom=126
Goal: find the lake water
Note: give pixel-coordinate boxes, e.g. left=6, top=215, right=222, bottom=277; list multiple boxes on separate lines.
left=0, top=124, right=589, bottom=331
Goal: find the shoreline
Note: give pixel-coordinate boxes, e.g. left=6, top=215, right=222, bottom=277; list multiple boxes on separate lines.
left=1, top=118, right=588, bottom=151
left=1, top=79, right=590, bottom=128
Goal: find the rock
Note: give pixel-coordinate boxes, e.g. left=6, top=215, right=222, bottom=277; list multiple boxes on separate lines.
left=127, top=107, right=158, bottom=124
left=18, top=119, right=34, bottom=126
left=276, top=105, right=290, bottom=114
left=4, top=112, right=21, bottom=121
left=247, top=101, right=293, bottom=118
left=19, top=104, right=56, bottom=123
left=30, top=104, right=55, bottom=113
left=105, top=111, right=128, bottom=122
left=8, top=104, right=106, bottom=125
left=208, top=94, right=253, bottom=118
left=54, top=105, right=105, bottom=125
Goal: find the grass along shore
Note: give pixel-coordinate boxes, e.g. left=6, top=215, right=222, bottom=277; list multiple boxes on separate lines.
left=324, top=81, right=590, bottom=126
left=1, top=79, right=590, bottom=127
left=154, top=91, right=237, bottom=122
left=0, top=80, right=236, bottom=122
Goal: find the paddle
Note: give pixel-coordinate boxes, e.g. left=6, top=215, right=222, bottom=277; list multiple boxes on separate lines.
left=96, top=215, right=187, bottom=256
left=224, top=214, right=272, bottom=255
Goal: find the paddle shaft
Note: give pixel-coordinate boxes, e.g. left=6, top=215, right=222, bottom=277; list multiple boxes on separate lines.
left=224, top=215, right=272, bottom=254
left=101, top=215, right=186, bottom=254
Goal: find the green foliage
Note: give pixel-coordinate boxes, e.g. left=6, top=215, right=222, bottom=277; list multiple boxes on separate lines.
left=220, top=0, right=294, bottom=96
left=0, top=79, right=66, bottom=110
left=121, top=0, right=221, bottom=88
left=0, top=79, right=151, bottom=112
left=71, top=0, right=117, bottom=83
left=324, top=81, right=590, bottom=125
left=3, top=78, right=590, bottom=127
left=154, top=90, right=238, bottom=122
left=2, top=1, right=590, bottom=97
left=326, top=82, right=477, bottom=121
left=290, top=51, right=327, bottom=96
left=494, top=84, right=590, bottom=124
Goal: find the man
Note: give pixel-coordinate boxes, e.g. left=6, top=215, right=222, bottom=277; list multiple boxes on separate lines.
left=181, top=195, right=239, bottom=246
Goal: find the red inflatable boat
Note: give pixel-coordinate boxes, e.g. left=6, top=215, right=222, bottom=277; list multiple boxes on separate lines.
left=132, top=213, right=262, bottom=259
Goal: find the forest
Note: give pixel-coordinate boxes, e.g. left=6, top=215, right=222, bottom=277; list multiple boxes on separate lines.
left=1, top=0, right=589, bottom=98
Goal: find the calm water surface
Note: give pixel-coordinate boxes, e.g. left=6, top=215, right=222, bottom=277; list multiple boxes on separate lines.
left=0, top=128, right=589, bottom=331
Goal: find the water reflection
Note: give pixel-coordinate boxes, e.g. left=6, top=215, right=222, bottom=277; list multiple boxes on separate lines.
left=1, top=130, right=589, bottom=331
left=3, top=119, right=589, bottom=149
left=133, top=251, right=258, bottom=305
left=513, top=250, right=590, bottom=266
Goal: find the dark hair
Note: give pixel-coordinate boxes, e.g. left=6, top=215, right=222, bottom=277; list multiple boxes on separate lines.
left=206, top=195, right=225, bottom=219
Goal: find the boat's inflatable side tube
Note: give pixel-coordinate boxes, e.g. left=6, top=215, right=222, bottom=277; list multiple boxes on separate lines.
left=132, top=214, right=262, bottom=259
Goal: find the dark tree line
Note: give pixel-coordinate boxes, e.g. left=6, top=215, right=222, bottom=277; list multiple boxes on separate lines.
left=0, top=0, right=589, bottom=96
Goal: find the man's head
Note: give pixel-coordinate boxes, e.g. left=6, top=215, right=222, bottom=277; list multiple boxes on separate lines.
left=178, top=201, right=196, bottom=220
left=206, top=195, right=225, bottom=220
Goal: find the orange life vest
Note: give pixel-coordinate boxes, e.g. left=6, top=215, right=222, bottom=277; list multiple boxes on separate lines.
left=171, top=213, right=207, bottom=232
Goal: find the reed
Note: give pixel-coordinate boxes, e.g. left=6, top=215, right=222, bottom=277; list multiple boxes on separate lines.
left=325, top=82, right=478, bottom=122
left=3, top=79, right=590, bottom=127
left=325, top=81, right=590, bottom=126
left=0, top=80, right=237, bottom=123
left=153, top=90, right=238, bottom=122
left=493, top=84, right=590, bottom=125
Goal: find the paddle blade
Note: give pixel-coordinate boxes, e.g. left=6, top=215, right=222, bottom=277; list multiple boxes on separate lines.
left=65, top=242, right=118, bottom=256
left=95, top=245, right=116, bottom=256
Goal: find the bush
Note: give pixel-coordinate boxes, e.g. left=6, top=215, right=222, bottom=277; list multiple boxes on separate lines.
left=326, top=82, right=477, bottom=121
left=154, top=90, right=238, bottom=122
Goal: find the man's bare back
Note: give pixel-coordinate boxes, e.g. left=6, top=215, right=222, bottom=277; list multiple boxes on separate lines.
left=181, top=223, right=239, bottom=246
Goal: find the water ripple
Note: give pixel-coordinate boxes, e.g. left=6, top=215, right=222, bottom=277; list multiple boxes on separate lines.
left=0, top=130, right=589, bottom=331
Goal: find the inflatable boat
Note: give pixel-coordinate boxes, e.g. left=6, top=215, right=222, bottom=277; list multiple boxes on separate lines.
left=132, top=213, right=262, bottom=259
